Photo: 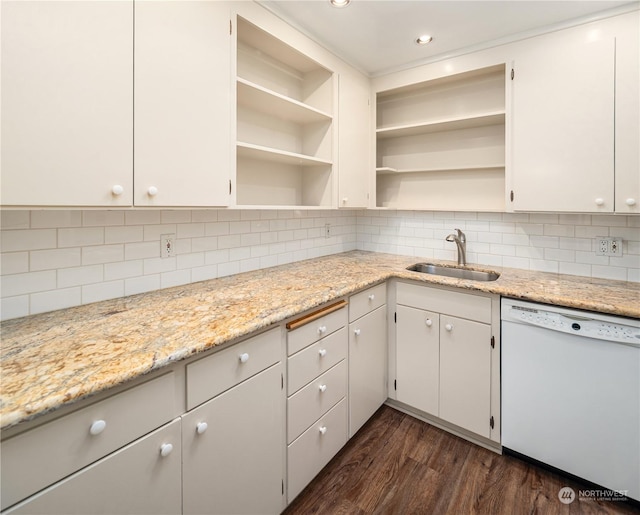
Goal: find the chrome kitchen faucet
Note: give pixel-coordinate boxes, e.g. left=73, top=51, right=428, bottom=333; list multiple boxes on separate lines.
left=445, top=228, right=467, bottom=266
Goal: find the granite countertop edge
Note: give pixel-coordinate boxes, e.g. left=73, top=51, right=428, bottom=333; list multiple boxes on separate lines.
left=1, top=250, right=638, bottom=431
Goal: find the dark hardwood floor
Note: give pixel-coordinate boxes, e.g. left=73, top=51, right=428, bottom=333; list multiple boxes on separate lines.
left=284, top=405, right=640, bottom=515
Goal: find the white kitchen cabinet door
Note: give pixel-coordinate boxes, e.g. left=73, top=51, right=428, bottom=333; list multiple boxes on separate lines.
left=134, top=1, right=231, bottom=207
left=511, top=36, right=615, bottom=212
left=182, top=363, right=283, bottom=515
left=5, top=420, right=181, bottom=515
left=338, top=69, right=371, bottom=208
left=1, top=1, right=133, bottom=206
left=349, top=305, right=387, bottom=437
left=395, top=305, right=439, bottom=417
left=439, top=315, right=491, bottom=438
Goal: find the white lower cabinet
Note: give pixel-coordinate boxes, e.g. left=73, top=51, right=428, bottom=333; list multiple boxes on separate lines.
left=5, top=419, right=182, bottom=515
left=348, top=284, right=387, bottom=437
left=182, top=364, right=283, bottom=515
left=286, top=304, right=349, bottom=503
left=393, top=282, right=500, bottom=444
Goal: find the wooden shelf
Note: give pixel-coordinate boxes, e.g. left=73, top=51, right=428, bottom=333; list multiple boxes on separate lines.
left=376, top=112, right=505, bottom=139
left=376, top=164, right=505, bottom=175
left=237, top=78, right=332, bottom=125
left=237, top=142, right=332, bottom=167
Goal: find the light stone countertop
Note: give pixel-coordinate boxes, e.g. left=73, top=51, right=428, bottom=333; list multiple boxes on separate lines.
left=1, top=250, right=639, bottom=430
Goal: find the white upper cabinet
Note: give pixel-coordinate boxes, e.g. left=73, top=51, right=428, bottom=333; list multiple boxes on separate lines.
left=134, top=1, right=231, bottom=207
left=510, top=10, right=639, bottom=213
left=1, top=1, right=133, bottom=207
left=338, top=70, right=371, bottom=209
left=234, top=12, right=336, bottom=208
left=510, top=36, right=615, bottom=212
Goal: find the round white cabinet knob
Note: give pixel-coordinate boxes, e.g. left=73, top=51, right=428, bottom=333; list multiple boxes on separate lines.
left=626, top=198, right=636, bottom=206
left=318, top=349, right=327, bottom=357
left=160, top=443, right=173, bottom=457
left=239, top=353, right=249, bottom=364
left=147, top=186, right=159, bottom=197
left=425, top=319, right=433, bottom=327
left=445, top=323, right=453, bottom=332
left=368, top=294, right=375, bottom=301
left=317, top=325, right=327, bottom=335
left=319, top=426, right=327, bottom=435
left=354, top=328, right=361, bottom=336
left=89, top=420, right=106, bottom=436
left=595, top=198, right=605, bottom=206
left=342, top=197, right=348, bottom=204
left=111, top=185, right=124, bottom=196
left=318, top=384, right=327, bottom=393
left=196, top=422, right=208, bottom=435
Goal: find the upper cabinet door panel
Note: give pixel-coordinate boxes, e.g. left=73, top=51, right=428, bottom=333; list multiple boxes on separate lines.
left=1, top=1, right=133, bottom=207
left=134, top=1, right=231, bottom=207
left=511, top=37, right=615, bottom=212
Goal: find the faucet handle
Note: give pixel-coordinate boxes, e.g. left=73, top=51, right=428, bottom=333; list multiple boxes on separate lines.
left=455, top=228, right=466, bottom=243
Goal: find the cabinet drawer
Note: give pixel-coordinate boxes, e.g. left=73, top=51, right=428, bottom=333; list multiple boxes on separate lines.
left=287, top=327, right=347, bottom=396
left=287, top=360, right=347, bottom=444
left=5, top=419, right=182, bottom=515
left=1, top=372, right=176, bottom=511
left=396, top=282, right=491, bottom=323
left=287, top=306, right=347, bottom=356
left=186, top=327, right=280, bottom=410
left=287, top=398, right=347, bottom=503
left=349, top=283, right=386, bottom=322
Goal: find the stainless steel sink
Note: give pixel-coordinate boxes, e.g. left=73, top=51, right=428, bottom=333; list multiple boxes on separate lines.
left=407, top=263, right=500, bottom=281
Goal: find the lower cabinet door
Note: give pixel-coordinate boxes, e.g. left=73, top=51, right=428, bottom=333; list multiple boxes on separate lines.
left=182, top=363, right=284, bottom=515
left=439, top=315, right=491, bottom=437
left=349, top=304, right=387, bottom=437
left=5, top=419, right=182, bottom=514
left=395, top=305, right=440, bottom=416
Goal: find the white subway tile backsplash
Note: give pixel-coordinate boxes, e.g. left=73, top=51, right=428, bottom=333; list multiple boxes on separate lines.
left=2, top=229, right=57, bottom=252
left=31, top=287, right=81, bottom=315
left=58, top=227, right=104, bottom=248
left=31, top=248, right=81, bottom=271
left=0, top=208, right=637, bottom=321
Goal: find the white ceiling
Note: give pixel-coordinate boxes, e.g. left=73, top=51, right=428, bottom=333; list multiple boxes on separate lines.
left=259, top=0, right=636, bottom=76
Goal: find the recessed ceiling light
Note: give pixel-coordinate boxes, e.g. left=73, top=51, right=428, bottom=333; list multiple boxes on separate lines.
left=330, top=0, right=351, bottom=8
left=416, top=34, right=433, bottom=45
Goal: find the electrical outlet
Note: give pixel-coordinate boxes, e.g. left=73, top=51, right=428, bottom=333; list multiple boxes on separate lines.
left=609, top=237, right=623, bottom=257
left=325, top=223, right=331, bottom=238
left=596, top=237, right=609, bottom=256
left=161, top=233, right=175, bottom=258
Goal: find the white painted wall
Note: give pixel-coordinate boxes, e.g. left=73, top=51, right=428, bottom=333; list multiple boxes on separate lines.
left=1, top=209, right=638, bottom=321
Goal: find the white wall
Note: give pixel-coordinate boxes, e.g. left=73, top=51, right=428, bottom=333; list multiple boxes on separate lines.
left=1, top=208, right=638, bottom=321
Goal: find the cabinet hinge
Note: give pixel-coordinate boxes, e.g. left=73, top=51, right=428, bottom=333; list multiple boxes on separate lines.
left=394, top=379, right=397, bottom=391
left=282, top=479, right=284, bottom=495
left=394, top=312, right=397, bottom=323
left=281, top=373, right=284, bottom=390
left=510, top=68, right=514, bottom=80
left=229, top=180, right=232, bottom=195
left=490, top=335, right=495, bottom=349
left=490, top=416, right=495, bottom=429
left=510, top=190, right=514, bottom=202
left=229, top=20, right=232, bottom=36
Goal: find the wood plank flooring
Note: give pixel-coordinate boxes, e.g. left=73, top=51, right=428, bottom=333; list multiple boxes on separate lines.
left=284, top=405, right=640, bottom=515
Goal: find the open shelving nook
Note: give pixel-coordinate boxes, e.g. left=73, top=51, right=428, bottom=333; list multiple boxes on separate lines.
left=236, top=16, right=335, bottom=208
left=375, top=64, right=506, bottom=211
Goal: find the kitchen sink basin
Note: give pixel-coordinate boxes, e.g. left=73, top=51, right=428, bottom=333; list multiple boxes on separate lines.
left=407, top=263, right=500, bottom=281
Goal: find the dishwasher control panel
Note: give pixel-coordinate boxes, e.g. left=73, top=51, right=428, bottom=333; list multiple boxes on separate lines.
left=502, top=300, right=640, bottom=346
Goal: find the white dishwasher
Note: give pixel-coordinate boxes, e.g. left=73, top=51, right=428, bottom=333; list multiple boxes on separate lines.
left=501, top=298, right=640, bottom=502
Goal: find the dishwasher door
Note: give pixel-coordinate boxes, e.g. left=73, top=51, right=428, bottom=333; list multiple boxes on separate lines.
left=501, top=298, right=640, bottom=501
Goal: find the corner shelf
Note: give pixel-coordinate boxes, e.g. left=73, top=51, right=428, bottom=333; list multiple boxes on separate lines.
left=235, top=16, right=335, bottom=208
left=375, top=64, right=506, bottom=211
